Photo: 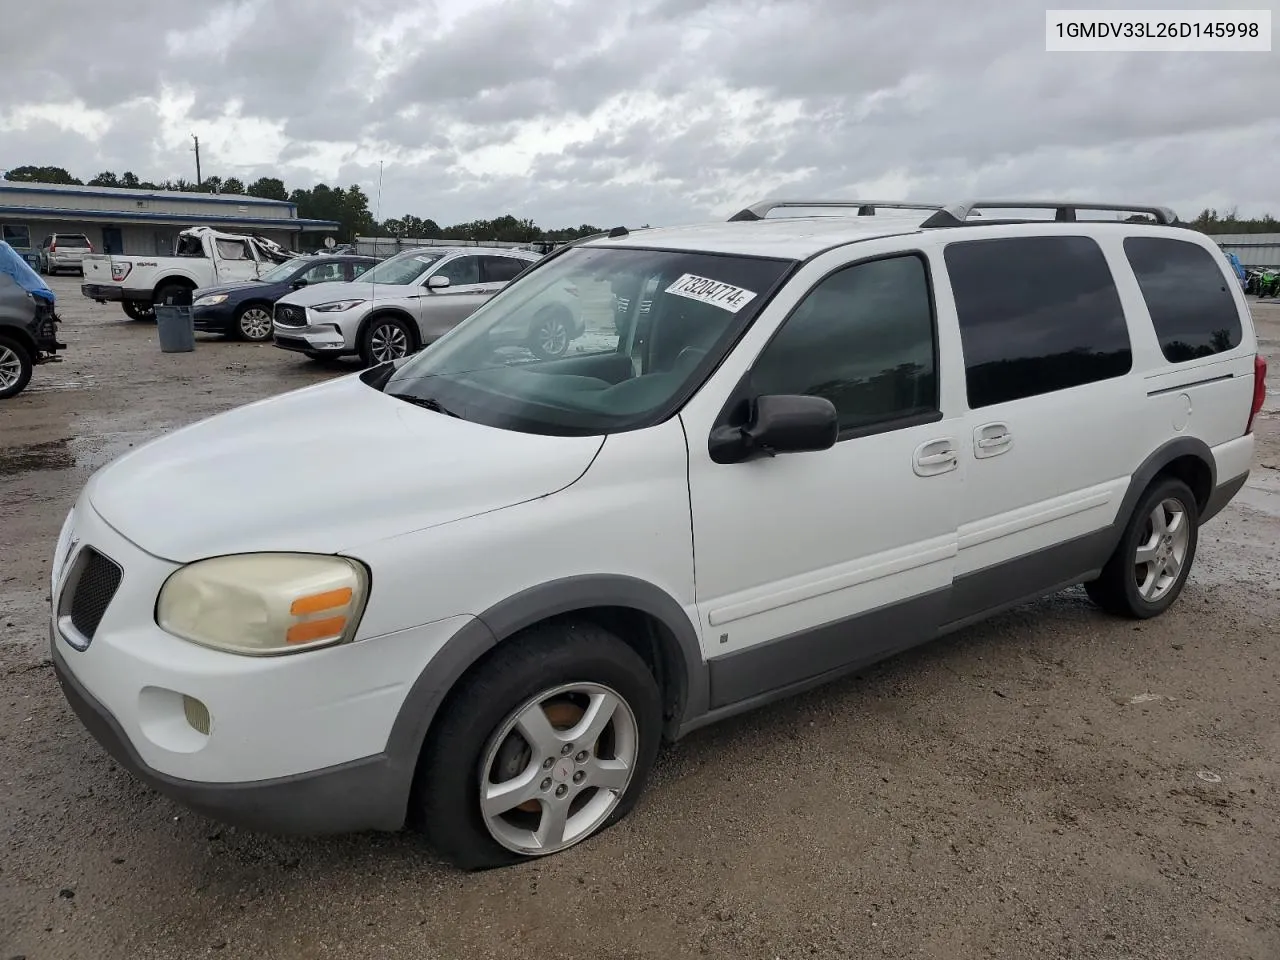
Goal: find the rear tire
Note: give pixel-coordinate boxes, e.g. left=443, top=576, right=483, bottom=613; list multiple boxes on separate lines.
left=527, top=306, right=574, bottom=359
left=122, top=300, right=154, bottom=321
left=0, top=335, right=34, bottom=400
left=1085, top=477, right=1199, bottom=619
left=413, top=621, right=662, bottom=870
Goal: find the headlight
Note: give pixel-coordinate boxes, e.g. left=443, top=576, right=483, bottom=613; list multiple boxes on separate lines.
left=156, top=553, right=370, bottom=656
left=312, top=299, right=366, bottom=312
left=192, top=293, right=228, bottom=306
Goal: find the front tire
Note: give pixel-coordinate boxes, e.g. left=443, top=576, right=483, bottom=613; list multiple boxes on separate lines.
left=0, top=335, right=34, bottom=400
left=235, top=303, right=274, bottom=342
left=1085, top=477, right=1199, bottom=619
left=414, top=622, right=662, bottom=870
left=359, top=316, right=414, bottom=366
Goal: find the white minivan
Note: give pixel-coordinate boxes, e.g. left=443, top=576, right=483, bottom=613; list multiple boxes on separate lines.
left=50, top=199, right=1266, bottom=869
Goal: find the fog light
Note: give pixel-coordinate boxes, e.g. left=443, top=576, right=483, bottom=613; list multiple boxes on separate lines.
left=183, top=695, right=211, bottom=735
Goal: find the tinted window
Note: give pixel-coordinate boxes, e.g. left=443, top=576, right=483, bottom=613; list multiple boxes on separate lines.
left=482, top=256, right=528, bottom=283
left=435, top=255, right=481, bottom=286
left=1124, top=237, right=1242, bottom=363
left=750, top=254, right=938, bottom=434
left=2, top=224, right=31, bottom=248
left=945, top=236, right=1131, bottom=409
left=350, top=261, right=373, bottom=279
left=55, top=235, right=90, bottom=248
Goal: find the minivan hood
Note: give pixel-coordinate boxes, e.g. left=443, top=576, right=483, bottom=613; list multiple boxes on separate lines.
left=85, top=374, right=603, bottom=563
left=279, top=281, right=418, bottom=308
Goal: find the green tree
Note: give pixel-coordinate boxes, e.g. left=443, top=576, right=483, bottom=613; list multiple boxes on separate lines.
left=4, top=165, right=83, bottom=185
left=87, top=171, right=120, bottom=187
left=246, top=177, right=288, bottom=201
left=222, top=177, right=245, bottom=194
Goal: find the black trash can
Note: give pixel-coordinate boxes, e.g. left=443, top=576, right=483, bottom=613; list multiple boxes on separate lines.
left=155, top=305, right=195, bottom=353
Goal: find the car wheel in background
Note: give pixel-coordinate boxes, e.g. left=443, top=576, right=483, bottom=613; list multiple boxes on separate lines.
left=359, top=316, right=414, bottom=366
left=122, top=301, right=155, bottom=322
left=528, top=306, right=573, bottom=359
left=413, top=621, right=663, bottom=870
left=235, top=304, right=274, bottom=342
left=0, top=335, right=34, bottom=400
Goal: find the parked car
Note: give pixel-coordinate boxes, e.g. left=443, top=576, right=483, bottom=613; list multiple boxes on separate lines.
left=190, top=254, right=378, bottom=342
left=81, top=226, right=294, bottom=321
left=49, top=198, right=1264, bottom=870
left=272, top=245, right=583, bottom=365
left=38, top=233, right=94, bottom=276
left=1, top=240, right=65, bottom=399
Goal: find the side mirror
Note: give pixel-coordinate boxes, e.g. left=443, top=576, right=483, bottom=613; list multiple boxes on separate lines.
left=291, top=278, right=308, bottom=289
left=427, top=275, right=451, bottom=290
left=708, top=394, right=838, bottom=464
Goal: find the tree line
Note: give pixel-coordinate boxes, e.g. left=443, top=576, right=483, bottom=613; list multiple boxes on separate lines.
left=1, top=165, right=602, bottom=243
left=7, top=163, right=1279, bottom=239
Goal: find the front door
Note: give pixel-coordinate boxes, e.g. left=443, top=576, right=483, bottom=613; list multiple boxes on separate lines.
left=102, top=227, right=123, bottom=255
left=415, top=254, right=490, bottom=342
left=683, top=249, right=966, bottom=710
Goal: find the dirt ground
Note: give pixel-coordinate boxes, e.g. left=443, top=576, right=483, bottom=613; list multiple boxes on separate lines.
left=2, top=275, right=1278, bottom=960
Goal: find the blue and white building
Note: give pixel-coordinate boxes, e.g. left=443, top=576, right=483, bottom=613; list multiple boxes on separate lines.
left=0, top=179, right=339, bottom=257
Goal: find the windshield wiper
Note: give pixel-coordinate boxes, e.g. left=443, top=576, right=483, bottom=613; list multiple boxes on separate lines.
left=393, top=394, right=461, bottom=418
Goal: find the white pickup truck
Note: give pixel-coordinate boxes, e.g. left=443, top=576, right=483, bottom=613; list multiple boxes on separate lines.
left=80, top=226, right=294, bottom=320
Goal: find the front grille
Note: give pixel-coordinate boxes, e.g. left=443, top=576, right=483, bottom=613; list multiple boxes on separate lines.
left=275, top=304, right=307, bottom=327
left=67, top=548, right=123, bottom=642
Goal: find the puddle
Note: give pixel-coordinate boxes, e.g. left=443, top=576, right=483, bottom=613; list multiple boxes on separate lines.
left=0, top=429, right=169, bottom=478
left=0, top=439, right=75, bottom=475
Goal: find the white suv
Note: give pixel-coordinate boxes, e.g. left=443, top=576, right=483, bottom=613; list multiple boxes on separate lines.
left=50, top=198, right=1266, bottom=869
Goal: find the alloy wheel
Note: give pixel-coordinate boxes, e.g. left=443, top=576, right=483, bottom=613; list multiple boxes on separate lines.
left=239, top=307, right=274, bottom=341
left=0, top=343, right=23, bottom=390
left=1133, top=497, right=1189, bottom=603
left=479, top=682, right=638, bottom=856
left=370, top=323, right=409, bottom=362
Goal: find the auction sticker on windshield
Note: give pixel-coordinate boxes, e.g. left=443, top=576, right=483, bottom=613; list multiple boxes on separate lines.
left=665, top=274, right=758, bottom=313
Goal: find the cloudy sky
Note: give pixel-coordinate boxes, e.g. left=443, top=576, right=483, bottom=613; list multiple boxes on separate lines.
left=1, top=0, right=1277, bottom=229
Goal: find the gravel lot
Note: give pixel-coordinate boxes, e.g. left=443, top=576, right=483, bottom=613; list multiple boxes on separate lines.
left=2, top=275, right=1278, bottom=960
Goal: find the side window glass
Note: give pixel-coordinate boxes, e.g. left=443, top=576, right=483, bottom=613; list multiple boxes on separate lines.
left=482, top=256, right=526, bottom=284
left=751, top=254, right=938, bottom=434
left=944, top=235, right=1131, bottom=409
left=350, top=261, right=372, bottom=279
left=434, top=256, right=480, bottom=287
left=302, top=261, right=344, bottom=284
left=1123, top=237, right=1243, bottom=363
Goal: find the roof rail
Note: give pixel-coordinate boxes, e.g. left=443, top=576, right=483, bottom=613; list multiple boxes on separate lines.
left=920, top=199, right=1179, bottom=228
left=727, top=199, right=944, bottom=222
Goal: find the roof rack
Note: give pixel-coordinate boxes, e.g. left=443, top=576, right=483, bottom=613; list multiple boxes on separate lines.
left=727, top=199, right=944, bottom=222
left=920, top=199, right=1179, bottom=228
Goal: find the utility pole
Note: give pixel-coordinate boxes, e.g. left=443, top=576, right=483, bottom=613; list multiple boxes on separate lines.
left=191, top=134, right=202, bottom=188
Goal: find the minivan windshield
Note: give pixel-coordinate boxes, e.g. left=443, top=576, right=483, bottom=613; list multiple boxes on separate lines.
left=360, top=251, right=444, bottom=286
left=383, top=245, right=795, bottom=436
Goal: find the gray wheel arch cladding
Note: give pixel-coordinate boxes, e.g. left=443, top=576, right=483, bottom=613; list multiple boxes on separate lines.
left=383, top=575, right=708, bottom=824
left=360, top=310, right=418, bottom=348
left=1104, top=436, right=1217, bottom=556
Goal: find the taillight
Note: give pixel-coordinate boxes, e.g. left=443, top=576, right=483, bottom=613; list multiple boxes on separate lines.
left=111, top=262, right=132, bottom=282
left=1246, top=353, right=1267, bottom=434
left=49, top=242, right=57, bottom=252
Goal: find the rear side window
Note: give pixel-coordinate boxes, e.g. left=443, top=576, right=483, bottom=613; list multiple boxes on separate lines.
left=481, top=256, right=528, bottom=283
left=944, top=235, right=1132, bottom=409
left=1123, top=237, right=1243, bottom=363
